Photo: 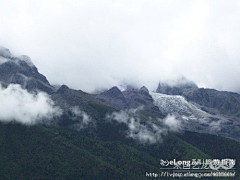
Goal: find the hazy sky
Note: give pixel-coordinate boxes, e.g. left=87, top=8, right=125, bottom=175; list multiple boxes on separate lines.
left=1, top=0, right=240, bottom=93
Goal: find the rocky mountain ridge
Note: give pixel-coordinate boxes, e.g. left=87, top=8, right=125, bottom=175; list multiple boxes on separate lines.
left=1, top=46, right=239, bottom=142
left=0, top=46, right=55, bottom=94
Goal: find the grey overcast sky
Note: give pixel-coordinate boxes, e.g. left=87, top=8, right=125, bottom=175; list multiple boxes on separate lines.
left=1, top=0, right=240, bottom=93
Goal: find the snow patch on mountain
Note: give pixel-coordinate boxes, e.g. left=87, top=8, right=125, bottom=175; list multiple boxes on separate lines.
left=149, top=92, right=238, bottom=138
left=150, top=92, right=209, bottom=120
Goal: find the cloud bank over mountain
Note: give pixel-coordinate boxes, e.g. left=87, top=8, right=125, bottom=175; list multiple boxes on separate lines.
left=1, top=0, right=240, bottom=92
left=0, top=84, right=62, bottom=124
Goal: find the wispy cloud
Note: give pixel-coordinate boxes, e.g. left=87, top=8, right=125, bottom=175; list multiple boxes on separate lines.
left=0, top=84, right=62, bottom=125
left=106, top=107, right=182, bottom=144
left=163, top=114, right=182, bottom=132
left=209, top=120, right=223, bottom=132
left=70, top=106, right=93, bottom=130
left=0, top=56, right=9, bottom=65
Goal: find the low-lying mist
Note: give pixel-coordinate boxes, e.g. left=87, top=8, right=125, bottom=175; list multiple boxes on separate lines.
left=0, top=84, right=62, bottom=124
left=106, top=107, right=182, bottom=144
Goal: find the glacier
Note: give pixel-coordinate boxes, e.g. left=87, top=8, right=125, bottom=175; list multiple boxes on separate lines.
left=149, top=92, right=238, bottom=138
left=150, top=92, right=211, bottom=121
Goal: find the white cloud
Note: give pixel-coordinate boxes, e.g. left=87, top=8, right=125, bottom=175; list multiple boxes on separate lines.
left=1, top=0, right=240, bottom=92
left=163, top=115, right=182, bottom=132
left=70, top=106, right=92, bottom=129
left=106, top=107, right=181, bottom=144
left=209, top=120, right=222, bottom=132
left=0, top=56, right=9, bottom=65
left=0, top=84, right=62, bottom=124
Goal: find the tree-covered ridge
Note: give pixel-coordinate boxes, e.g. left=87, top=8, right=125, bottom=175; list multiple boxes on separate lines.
left=0, top=122, right=239, bottom=179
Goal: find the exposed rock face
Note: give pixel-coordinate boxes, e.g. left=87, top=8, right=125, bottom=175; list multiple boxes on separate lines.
left=123, top=87, right=153, bottom=108
left=122, top=87, right=164, bottom=118
left=95, top=86, right=164, bottom=118
left=96, top=86, right=128, bottom=109
left=156, top=77, right=198, bottom=95
left=0, top=46, right=55, bottom=94
left=150, top=92, right=240, bottom=142
left=139, top=86, right=149, bottom=95
left=56, top=84, right=70, bottom=94
left=51, top=85, right=115, bottom=119
left=1, top=45, right=239, bottom=142
left=182, top=88, right=240, bottom=117
left=100, top=86, right=124, bottom=99
left=156, top=77, right=240, bottom=118
left=153, top=77, right=240, bottom=142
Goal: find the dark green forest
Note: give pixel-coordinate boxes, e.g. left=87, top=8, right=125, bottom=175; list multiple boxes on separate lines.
left=0, top=121, right=239, bottom=180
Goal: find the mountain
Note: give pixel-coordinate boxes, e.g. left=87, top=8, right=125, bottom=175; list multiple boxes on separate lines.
left=0, top=46, right=239, bottom=179
left=156, top=76, right=198, bottom=95
left=51, top=84, right=116, bottom=120
left=96, top=86, right=164, bottom=118
left=150, top=92, right=240, bottom=142
left=156, top=77, right=240, bottom=117
left=0, top=46, right=55, bottom=94
left=182, top=88, right=240, bottom=117
left=155, top=78, right=240, bottom=142
left=96, top=86, right=128, bottom=109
